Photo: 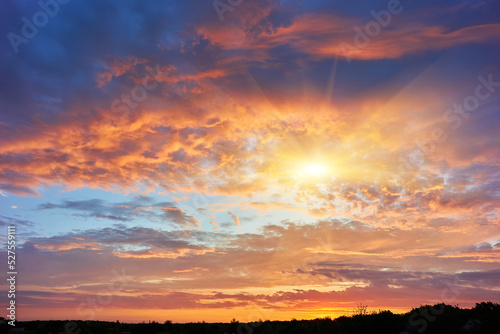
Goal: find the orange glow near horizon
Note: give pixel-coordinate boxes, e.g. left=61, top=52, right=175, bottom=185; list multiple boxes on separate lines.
left=21, top=306, right=415, bottom=323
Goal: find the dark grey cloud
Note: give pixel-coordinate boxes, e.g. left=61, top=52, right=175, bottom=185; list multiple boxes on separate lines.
left=37, top=196, right=198, bottom=227
left=0, top=214, right=34, bottom=227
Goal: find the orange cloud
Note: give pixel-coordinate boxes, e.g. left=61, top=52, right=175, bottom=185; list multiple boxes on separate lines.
left=96, top=56, right=148, bottom=87
left=197, top=12, right=500, bottom=60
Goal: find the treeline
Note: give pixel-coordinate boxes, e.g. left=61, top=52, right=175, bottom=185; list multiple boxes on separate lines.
left=1, top=302, right=499, bottom=334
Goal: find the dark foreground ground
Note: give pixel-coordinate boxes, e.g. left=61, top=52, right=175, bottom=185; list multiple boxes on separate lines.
left=1, top=302, right=499, bottom=334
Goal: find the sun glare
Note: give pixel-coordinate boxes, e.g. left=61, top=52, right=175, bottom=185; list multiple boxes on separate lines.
left=305, top=163, right=327, bottom=176
left=293, top=161, right=332, bottom=183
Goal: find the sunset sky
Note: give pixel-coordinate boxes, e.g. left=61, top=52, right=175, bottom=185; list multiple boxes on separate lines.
left=1, top=0, right=500, bottom=323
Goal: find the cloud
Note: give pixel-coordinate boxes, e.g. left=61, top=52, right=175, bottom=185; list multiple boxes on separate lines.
left=197, top=11, right=500, bottom=61
left=1, top=0, right=499, bottom=203
left=96, top=56, right=148, bottom=87
left=0, top=183, right=40, bottom=197
left=162, top=206, right=200, bottom=229
left=0, top=214, right=34, bottom=227
left=38, top=197, right=201, bottom=228
left=227, top=211, right=241, bottom=229
left=10, top=220, right=500, bottom=319
left=14, top=219, right=500, bottom=290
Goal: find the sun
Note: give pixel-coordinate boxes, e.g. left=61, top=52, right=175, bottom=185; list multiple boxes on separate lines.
left=304, top=163, right=327, bottom=176
left=294, top=162, right=331, bottom=183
